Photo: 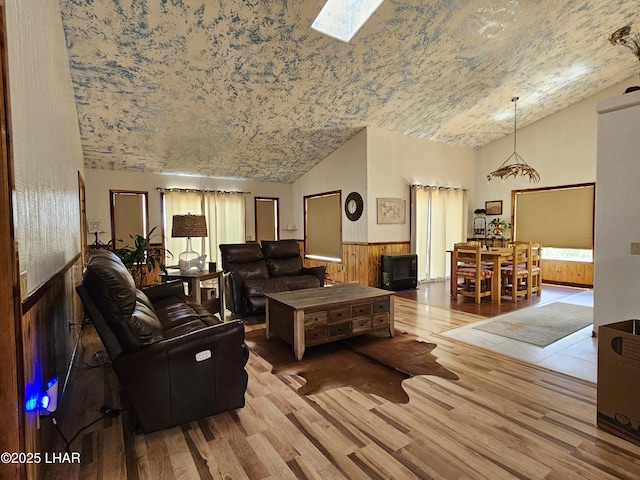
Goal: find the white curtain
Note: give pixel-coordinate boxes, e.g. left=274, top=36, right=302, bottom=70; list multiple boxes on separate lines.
left=204, top=191, right=245, bottom=264
left=162, top=191, right=203, bottom=266
left=162, top=190, right=246, bottom=267
left=411, top=185, right=467, bottom=282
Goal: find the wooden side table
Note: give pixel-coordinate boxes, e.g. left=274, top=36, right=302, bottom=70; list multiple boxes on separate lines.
left=160, top=269, right=225, bottom=318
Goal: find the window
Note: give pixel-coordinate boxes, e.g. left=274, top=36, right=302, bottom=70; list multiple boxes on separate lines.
left=410, top=185, right=467, bottom=282
left=305, top=191, right=342, bottom=262
left=110, top=190, right=149, bottom=249
left=255, top=197, right=279, bottom=243
left=311, top=0, right=385, bottom=43
left=513, top=183, right=595, bottom=262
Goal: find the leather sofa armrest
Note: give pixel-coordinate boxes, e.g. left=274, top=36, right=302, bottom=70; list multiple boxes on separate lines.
left=113, top=320, right=248, bottom=432
left=225, top=272, right=248, bottom=316
left=142, top=280, right=187, bottom=302
left=302, top=266, right=326, bottom=286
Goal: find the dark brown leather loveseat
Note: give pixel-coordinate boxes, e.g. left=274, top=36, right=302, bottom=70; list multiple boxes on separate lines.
left=220, top=240, right=326, bottom=317
left=76, top=249, right=248, bottom=433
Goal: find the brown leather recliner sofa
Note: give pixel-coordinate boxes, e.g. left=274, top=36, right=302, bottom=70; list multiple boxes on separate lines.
left=76, top=249, right=248, bottom=433
left=220, top=240, right=326, bottom=317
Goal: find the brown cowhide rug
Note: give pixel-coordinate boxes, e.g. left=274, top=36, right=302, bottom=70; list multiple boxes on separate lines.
left=244, top=329, right=458, bottom=403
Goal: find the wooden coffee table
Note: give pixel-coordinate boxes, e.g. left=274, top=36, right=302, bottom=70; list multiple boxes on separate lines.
left=265, top=284, right=394, bottom=360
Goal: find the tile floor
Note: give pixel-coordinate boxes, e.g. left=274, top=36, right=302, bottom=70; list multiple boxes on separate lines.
left=441, top=290, right=597, bottom=382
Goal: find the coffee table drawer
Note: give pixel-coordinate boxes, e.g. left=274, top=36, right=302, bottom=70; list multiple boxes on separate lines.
left=329, top=306, right=350, bottom=321
left=352, top=317, right=372, bottom=333
left=305, top=326, right=328, bottom=345
left=328, top=322, right=351, bottom=338
left=304, top=311, right=327, bottom=327
left=351, top=303, right=372, bottom=317
left=373, top=300, right=390, bottom=313
left=372, top=313, right=389, bottom=328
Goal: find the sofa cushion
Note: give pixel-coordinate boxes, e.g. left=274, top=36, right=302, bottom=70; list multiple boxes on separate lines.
left=220, top=243, right=270, bottom=280
left=262, top=240, right=304, bottom=277
left=244, top=278, right=290, bottom=297
left=83, top=250, right=164, bottom=351
left=279, top=274, right=322, bottom=291
left=261, top=239, right=300, bottom=259
left=220, top=243, right=264, bottom=264
left=267, top=256, right=303, bottom=277
left=163, top=318, right=212, bottom=339
left=154, top=299, right=220, bottom=329
left=130, top=302, right=165, bottom=346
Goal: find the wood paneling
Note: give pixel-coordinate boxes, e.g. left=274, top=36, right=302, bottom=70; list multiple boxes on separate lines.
left=21, top=257, right=84, bottom=479
left=0, top=6, right=23, bottom=478
left=542, top=259, right=593, bottom=287
left=302, top=241, right=410, bottom=287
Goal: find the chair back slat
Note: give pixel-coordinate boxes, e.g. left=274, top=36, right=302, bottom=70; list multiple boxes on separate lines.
left=452, top=242, right=493, bottom=304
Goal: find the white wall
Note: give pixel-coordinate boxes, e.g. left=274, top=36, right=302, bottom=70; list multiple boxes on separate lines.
left=83, top=169, right=293, bottom=245
left=594, top=90, right=640, bottom=330
left=292, top=129, right=369, bottom=243
left=366, top=127, right=477, bottom=243
left=7, top=0, right=85, bottom=293
left=292, top=127, right=477, bottom=245
left=475, top=78, right=639, bottom=220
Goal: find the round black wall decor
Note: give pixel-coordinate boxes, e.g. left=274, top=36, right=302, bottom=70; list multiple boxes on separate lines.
left=345, top=192, right=364, bottom=221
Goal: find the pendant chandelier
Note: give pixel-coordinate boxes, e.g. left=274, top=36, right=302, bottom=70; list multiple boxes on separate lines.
left=487, top=97, right=540, bottom=183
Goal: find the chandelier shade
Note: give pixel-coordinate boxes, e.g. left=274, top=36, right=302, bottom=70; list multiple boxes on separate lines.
left=487, top=97, right=540, bottom=183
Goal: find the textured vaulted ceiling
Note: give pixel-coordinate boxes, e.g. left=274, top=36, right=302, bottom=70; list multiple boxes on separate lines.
left=60, top=0, right=639, bottom=183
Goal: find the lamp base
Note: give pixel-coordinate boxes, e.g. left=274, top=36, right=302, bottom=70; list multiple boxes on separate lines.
left=178, top=238, right=206, bottom=274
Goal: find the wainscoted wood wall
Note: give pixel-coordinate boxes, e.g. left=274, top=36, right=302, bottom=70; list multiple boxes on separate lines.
left=300, top=241, right=592, bottom=288
left=21, top=256, right=84, bottom=479
left=542, top=259, right=593, bottom=287
left=301, top=241, right=411, bottom=287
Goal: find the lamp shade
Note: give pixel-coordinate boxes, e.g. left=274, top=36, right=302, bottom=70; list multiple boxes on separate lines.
left=171, top=214, right=208, bottom=238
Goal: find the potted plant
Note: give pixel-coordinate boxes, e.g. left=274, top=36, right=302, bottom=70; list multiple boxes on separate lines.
left=113, top=226, right=171, bottom=287
left=488, top=218, right=512, bottom=237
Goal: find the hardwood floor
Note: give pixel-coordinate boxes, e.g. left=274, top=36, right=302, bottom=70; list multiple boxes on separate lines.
left=43, top=285, right=640, bottom=479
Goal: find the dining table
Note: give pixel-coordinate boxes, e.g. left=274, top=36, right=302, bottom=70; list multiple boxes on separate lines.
left=449, top=247, right=513, bottom=304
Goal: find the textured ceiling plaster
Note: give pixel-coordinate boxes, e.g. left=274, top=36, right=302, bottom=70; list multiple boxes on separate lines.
left=60, top=0, right=639, bottom=182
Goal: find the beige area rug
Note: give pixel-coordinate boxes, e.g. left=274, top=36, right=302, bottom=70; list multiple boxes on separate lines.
left=472, top=302, right=593, bottom=347
left=245, top=329, right=458, bottom=403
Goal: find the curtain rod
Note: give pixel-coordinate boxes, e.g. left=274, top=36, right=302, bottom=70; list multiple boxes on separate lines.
left=157, top=187, right=251, bottom=194
left=411, top=184, right=467, bottom=192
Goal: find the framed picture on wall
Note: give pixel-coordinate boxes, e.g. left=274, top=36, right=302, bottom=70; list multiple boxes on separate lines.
left=485, top=200, right=502, bottom=215
left=377, top=198, right=406, bottom=224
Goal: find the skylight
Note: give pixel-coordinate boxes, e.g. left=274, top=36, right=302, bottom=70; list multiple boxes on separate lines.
left=311, top=0, right=385, bottom=43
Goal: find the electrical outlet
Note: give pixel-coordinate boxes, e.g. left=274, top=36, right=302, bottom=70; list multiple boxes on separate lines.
left=631, top=243, right=640, bottom=255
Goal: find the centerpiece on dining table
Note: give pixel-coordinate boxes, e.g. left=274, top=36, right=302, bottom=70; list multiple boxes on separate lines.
left=489, top=218, right=512, bottom=237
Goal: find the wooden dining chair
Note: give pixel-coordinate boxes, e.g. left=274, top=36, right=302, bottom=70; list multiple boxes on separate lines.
left=501, top=242, right=532, bottom=303
left=452, top=242, right=493, bottom=304
left=529, top=242, right=542, bottom=296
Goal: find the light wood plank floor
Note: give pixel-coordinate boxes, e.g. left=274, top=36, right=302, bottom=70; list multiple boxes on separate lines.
left=43, top=288, right=640, bottom=480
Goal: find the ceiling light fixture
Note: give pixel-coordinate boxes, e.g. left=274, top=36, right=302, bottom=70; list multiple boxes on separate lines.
left=311, top=0, right=384, bottom=43
left=487, top=97, right=540, bottom=183
left=609, top=25, right=640, bottom=63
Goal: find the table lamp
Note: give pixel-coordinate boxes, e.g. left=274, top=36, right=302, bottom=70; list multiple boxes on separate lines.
left=171, top=214, right=208, bottom=274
